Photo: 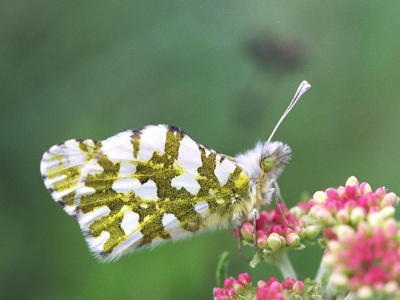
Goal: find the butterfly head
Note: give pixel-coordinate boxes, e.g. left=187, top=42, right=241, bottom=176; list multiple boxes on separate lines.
left=235, top=81, right=310, bottom=210
left=234, top=141, right=291, bottom=184
left=260, top=141, right=291, bottom=179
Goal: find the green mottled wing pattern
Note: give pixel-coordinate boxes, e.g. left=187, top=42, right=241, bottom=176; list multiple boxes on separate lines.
left=40, top=125, right=251, bottom=260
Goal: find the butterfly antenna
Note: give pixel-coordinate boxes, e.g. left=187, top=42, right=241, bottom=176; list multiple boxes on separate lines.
left=266, top=80, right=311, bottom=145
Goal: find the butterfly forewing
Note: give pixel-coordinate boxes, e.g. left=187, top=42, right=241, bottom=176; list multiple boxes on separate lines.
left=41, top=125, right=251, bottom=260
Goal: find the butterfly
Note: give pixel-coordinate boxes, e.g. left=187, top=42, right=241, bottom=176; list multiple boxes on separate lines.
left=40, top=81, right=310, bottom=261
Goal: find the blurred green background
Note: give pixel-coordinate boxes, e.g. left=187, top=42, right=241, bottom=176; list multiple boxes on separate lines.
left=2, top=1, right=400, bottom=299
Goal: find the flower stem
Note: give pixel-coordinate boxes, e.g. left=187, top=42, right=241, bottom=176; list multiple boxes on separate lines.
left=315, top=259, right=328, bottom=282
left=344, top=292, right=357, bottom=300
left=273, top=251, right=297, bottom=279
left=216, top=251, right=230, bottom=287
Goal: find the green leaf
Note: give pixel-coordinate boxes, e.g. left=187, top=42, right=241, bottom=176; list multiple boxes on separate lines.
left=249, top=252, right=262, bottom=268
left=216, top=251, right=230, bottom=287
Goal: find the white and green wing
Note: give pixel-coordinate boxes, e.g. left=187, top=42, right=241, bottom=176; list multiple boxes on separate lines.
left=40, top=125, right=251, bottom=260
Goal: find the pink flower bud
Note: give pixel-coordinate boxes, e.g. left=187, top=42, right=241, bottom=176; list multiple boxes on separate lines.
left=232, top=229, right=239, bottom=238
left=337, top=186, right=346, bottom=197
left=214, top=287, right=224, bottom=297
left=393, top=262, right=400, bottom=276
left=232, top=280, right=244, bottom=290
left=257, top=280, right=267, bottom=289
left=226, top=289, right=236, bottom=297
left=382, top=192, right=398, bottom=206
left=383, top=219, right=397, bottom=238
left=292, top=280, right=304, bottom=293
left=257, top=235, right=268, bottom=248
left=282, top=277, right=295, bottom=289
left=360, top=182, right=372, bottom=196
left=357, top=221, right=371, bottom=235
left=271, top=225, right=282, bottom=234
left=238, top=273, right=251, bottom=284
left=375, top=187, right=386, bottom=199
left=240, top=222, right=254, bottom=242
left=345, top=185, right=357, bottom=198
left=257, top=229, right=266, bottom=236
left=286, top=232, right=300, bottom=247
left=267, top=277, right=279, bottom=286
left=269, top=281, right=283, bottom=293
left=223, top=277, right=234, bottom=289
left=256, top=287, right=269, bottom=300
left=326, top=188, right=339, bottom=199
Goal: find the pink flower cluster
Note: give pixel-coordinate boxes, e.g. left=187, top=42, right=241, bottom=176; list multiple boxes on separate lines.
left=291, top=176, right=398, bottom=230
left=214, top=273, right=251, bottom=300
left=323, top=219, right=400, bottom=298
left=256, top=277, right=305, bottom=300
left=214, top=274, right=315, bottom=300
left=233, top=204, right=319, bottom=253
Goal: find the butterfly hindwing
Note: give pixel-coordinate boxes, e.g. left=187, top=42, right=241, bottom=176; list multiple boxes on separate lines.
left=41, top=125, right=251, bottom=260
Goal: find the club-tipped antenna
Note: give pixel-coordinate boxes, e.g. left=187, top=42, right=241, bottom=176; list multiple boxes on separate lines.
left=265, top=80, right=311, bottom=145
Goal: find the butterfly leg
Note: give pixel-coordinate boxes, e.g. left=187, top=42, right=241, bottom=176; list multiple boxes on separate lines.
left=249, top=209, right=264, bottom=260
left=272, top=181, right=292, bottom=227
left=235, top=227, right=251, bottom=262
left=234, top=209, right=261, bottom=262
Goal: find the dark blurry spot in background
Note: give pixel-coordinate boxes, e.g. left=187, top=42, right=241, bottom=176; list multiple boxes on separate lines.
left=232, top=34, right=305, bottom=127
left=246, top=33, right=304, bottom=72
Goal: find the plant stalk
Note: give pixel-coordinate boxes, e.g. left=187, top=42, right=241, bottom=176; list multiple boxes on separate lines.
left=273, top=251, right=297, bottom=279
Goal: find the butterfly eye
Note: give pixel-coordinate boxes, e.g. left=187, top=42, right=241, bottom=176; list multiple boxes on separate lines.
left=262, top=157, right=275, bottom=173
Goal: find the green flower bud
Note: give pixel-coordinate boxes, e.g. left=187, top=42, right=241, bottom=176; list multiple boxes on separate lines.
left=313, top=191, right=327, bottom=204
left=290, top=206, right=304, bottom=218
left=304, top=225, right=320, bottom=240
left=357, top=286, right=373, bottom=299
left=380, top=206, right=395, bottom=219
left=316, top=208, right=335, bottom=226
left=286, top=232, right=300, bottom=248
left=329, top=272, right=348, bottom=288
left=335, top=225, right=354, bottom=241
left=267, top=233, right=282, bottom=251
left=350, top=207, right=365, bottom=226
left=345, top=176, right=359, bottom=187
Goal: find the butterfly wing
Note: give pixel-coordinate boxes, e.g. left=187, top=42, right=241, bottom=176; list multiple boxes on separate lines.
left=41, top=125, right=251, bottom=260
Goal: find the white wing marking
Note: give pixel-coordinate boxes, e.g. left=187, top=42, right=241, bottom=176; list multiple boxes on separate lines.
left=101, top=131, right=134, bottom=163
left=194, top=202, right=209, bottom=214
left=112, top=177, right=141, bottom=193
left=121, top=209, right=140, bottom=235
left=162, top=213, right=189, bottom=239
left=119, top=161, right=136, bottom=175
left=136, top=125, right=167, bottom=160
left=135, top=180, right=158, bottom=200
left=177, top=135, right=202, bottom=173
left=214, top=157, right=237, bottom=185
left=171, top=173, right=200, bottom=195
